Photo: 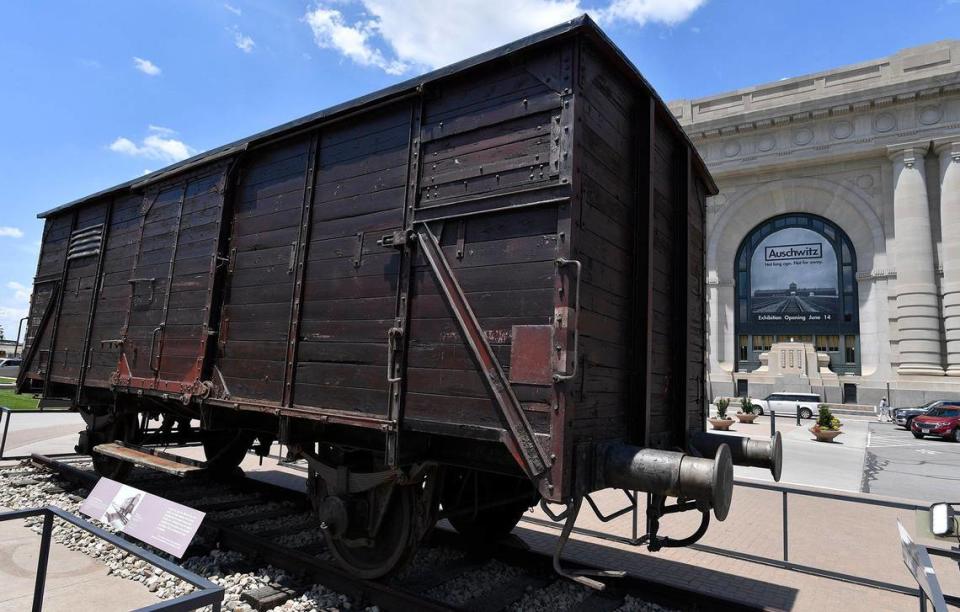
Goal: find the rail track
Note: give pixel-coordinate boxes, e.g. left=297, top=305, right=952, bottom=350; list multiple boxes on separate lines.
left=22, top=453, right=762, bottom=612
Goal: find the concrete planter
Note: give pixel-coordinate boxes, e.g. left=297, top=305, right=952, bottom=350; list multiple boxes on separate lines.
left=736, top=413, right=759, bottom=424
left=709, top=418, right=735, bottom=431
left=810, top=427, right=843, bottom=442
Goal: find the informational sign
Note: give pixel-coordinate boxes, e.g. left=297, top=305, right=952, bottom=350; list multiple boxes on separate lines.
left=80, top=477, right=205, bottom=558
left=896, top=520, right=947, bottom=612
left=749, top=227, right=840, bottom=325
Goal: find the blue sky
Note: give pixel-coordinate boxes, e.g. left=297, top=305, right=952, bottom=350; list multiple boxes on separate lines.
left=0, top=0, right=957, bottom=339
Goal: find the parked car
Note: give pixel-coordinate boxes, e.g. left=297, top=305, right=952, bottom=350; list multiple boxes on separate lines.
left=911, top=406, right=960, bottom=442
left=753, top=392, right=821, bottom=419
left=894, top=400, right=960, bottom=430
left=0, top=358, right=20, bottom=378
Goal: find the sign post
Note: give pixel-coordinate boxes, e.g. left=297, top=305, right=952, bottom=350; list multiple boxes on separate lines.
left=896, top=520, right=948, bottom=612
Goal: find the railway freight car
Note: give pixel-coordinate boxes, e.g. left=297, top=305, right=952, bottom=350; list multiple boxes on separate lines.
left=17, top=16, right=779, bottom=582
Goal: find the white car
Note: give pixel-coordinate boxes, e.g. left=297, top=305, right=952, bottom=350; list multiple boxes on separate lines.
left=752, top=392, right=821, bottom=419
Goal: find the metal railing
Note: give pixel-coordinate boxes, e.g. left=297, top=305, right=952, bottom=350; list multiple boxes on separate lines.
left=522, top=477, right=960, bottom=607
left=0, top=406, right=77, bottom=461
left=0, top=505, right=223, bottom=612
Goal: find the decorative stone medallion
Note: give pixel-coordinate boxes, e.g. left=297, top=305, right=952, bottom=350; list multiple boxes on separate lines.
left=757, top=134, right=777, bottom=152
left=856, top=174, right=875, bottom=190
left=723, top=140, right=741, bottom=157
left=793, top=128, right=814, bottom=146
left=918, top=106, right=942, bottom=126
left=831, top=121, right=853, bottom=140
left=873, top=112, right=896, bottom=133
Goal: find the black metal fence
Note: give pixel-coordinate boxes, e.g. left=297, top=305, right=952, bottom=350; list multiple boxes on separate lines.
left=0, top=505, right=223, bottom=612
left=0, top=406, right=77, bottom=460
left=523, top=478, right=960, bottom=607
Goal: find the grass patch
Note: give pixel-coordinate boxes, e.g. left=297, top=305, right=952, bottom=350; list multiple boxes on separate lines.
left=0, top=387, right=39, bottom=410
left=0, top=376, right=16, bottom=384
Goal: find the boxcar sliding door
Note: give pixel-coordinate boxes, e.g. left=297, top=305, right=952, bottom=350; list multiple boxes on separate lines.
left=115, top=169, right=230, bottom=397
left=214, top=102, right=413, bottom=438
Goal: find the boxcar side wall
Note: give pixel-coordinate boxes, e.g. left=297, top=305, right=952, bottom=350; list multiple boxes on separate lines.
left=18, top=25, right=713, bottom=503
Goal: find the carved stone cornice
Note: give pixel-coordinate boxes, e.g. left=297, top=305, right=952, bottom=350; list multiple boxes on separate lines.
left=686, top=81, right=960, bottom=143
left=887, top=144, right=929, bottom=167
left=934, top=139, right=960, bottom=161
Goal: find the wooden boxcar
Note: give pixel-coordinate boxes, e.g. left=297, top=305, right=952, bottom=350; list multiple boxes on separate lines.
left=18, top=17, right=766, bottom=580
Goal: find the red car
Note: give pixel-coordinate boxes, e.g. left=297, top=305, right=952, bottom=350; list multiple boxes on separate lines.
left=911, top=405, right=960, bottom=442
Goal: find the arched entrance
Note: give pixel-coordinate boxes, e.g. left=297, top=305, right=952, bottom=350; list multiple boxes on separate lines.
left=734, top=214, right=860, bottom=374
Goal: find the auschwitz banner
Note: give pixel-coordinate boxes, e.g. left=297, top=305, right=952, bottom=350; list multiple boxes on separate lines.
left=748, top=227, right=840, bottom=326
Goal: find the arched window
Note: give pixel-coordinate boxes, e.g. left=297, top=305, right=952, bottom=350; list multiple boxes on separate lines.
left=734, top=214, right=859, bottom=372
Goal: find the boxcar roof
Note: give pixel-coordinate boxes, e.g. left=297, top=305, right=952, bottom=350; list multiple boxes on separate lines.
left=38, top=15, right=715, bottom=219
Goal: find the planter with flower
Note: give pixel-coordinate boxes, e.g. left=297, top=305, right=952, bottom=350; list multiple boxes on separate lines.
left=736, top=397, right=759, bottom=424
left=709, top=398, right=736, bottom=431
left=810, top=405, right=843, bottom=442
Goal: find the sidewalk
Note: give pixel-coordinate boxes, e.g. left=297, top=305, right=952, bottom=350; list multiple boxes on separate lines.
left=0, top=410, right=84, bottom=459
left=0, top=512, right=157, bottom=611
left=520, top=484, right=960, bottom=611
left=710, top=414, right=870, bottom=491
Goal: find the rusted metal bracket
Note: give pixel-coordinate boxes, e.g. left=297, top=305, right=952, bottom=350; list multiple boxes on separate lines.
left=414, top=222, right=549, bottom=480
left=128, top=277, right=157, bottom=309
left=352, top=232, right=365, bottom=268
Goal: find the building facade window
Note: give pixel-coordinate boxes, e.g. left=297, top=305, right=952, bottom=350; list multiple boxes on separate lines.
left=816, top=335, right=840, bottom=352
left=734, top=214, right=860, bottom=373
left=844, top=335, right=857, bottom=364
left=739, top=335, right=749, bottom=362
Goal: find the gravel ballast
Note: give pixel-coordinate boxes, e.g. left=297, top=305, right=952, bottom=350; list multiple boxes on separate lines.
left=0, top=460, right=679, bottom=612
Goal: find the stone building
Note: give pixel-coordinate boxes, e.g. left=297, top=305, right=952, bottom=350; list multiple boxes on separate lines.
left=670, top=40, right=960, bottom=406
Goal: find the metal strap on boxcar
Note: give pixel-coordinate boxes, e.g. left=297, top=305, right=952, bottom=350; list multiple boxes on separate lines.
left=414, top=222, right=550, bottom=480
left=552, top=257, right=581, bottom=382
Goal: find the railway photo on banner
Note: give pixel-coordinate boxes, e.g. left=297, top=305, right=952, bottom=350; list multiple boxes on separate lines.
left=749, top=227, right=839, bottom=324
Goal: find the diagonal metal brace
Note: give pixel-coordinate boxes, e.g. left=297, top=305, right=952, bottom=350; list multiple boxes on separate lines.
left=415, top=222, right=549, bottom=479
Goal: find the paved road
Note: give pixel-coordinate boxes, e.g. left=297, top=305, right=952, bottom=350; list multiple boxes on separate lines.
left=860, top=421, right=960, bottom=502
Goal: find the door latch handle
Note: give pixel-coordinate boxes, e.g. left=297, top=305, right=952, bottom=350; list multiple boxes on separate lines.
left=386, top=326, right=403, bottom=383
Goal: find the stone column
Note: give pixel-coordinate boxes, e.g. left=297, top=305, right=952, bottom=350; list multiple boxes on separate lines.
left=889, top=145, right=943, bottom=375
left=937, top=141, right=960, bottom=375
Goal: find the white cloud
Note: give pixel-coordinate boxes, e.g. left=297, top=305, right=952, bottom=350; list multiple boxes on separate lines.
left=231, top=27, right=256, bottom=53
left=224, top=2, right=242, bottom=15
left=304, top=7, right=409, bottom=75
left=7, top=282, right=29, bottom=303
left=147, top=124, right=175, bottom=136
left=133, top=56, right=161, bottom=76
left=597, top=0, right=706, bottom=26
left=0, top=304, right=29, bottom=342
left=109, top=125, right=196, bottom=164
left=304, top=0, right=707, bottom=74
left=0, top=227, right=24, bottom=239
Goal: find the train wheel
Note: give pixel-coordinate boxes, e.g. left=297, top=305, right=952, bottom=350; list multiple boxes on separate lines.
left=89, top=412, right=140, bottom=481
left=201, top=429, right=254, bottom=475
left=323, top=484, right=418, bottom=580
left=440, top=468, right=537, bottom=543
